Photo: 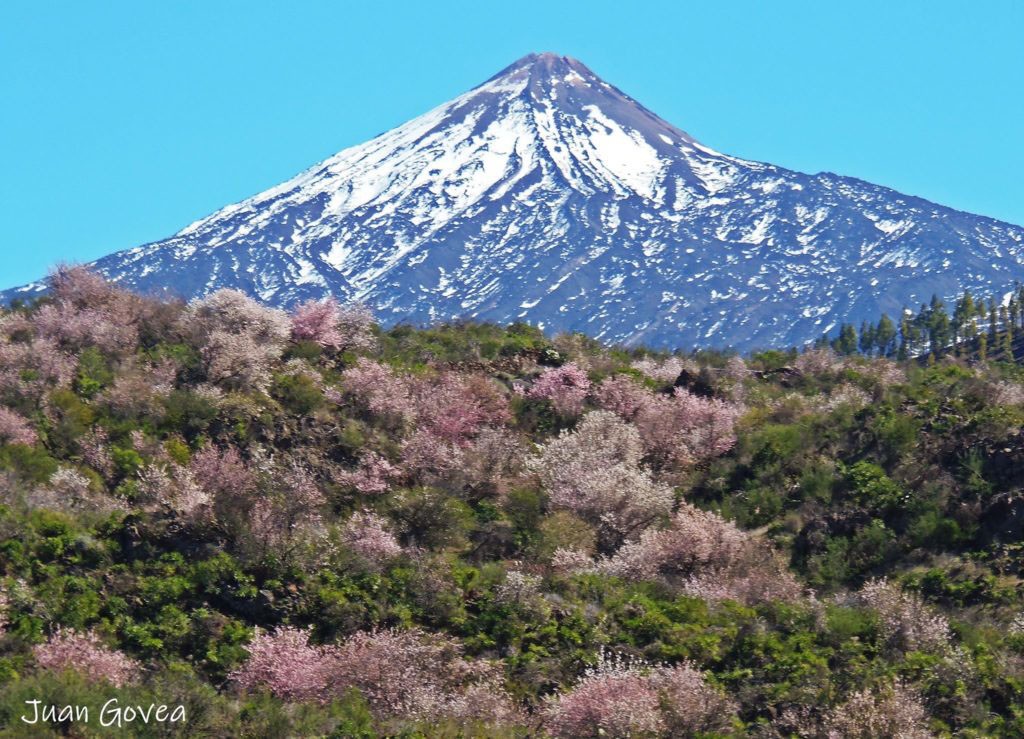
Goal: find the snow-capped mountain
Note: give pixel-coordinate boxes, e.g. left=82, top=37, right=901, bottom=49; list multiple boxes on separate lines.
left=6, top=52, right=1024, bottom=350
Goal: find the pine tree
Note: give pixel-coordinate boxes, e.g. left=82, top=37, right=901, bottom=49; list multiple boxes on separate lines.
left=899, top=312, right=920, bottom=359
left=1002, top=306, right=1014, bottom=360
left=859, top=320, right=875, bottom=355
left=875, top=314, right=897, bottom=357
left=833, top=323, right=859, bottom=356
left=953, top=290, right=975, bottom=345
left=978, top=334, right=988, bottom=362
left=927, top=295, right=951, bottom=356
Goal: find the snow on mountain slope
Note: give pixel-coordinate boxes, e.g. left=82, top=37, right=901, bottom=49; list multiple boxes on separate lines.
left=5, top=53, right=1024, bottom=350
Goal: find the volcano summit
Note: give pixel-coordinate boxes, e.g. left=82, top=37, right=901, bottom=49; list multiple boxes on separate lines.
left=6, top=53, right=1023, bottom=349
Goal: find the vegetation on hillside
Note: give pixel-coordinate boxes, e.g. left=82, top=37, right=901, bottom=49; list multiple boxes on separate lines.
left=1, top=268, right=1023, bottom=737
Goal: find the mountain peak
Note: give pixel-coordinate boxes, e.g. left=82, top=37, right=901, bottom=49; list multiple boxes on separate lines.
left=495, top=51, right=588, bottom=76
left=5, top=56, right=1024, bottom=351
left=480, top=51, right=618, bottom=105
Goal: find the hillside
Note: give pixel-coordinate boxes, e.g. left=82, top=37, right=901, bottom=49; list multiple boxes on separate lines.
left=5, top=53, right=1024, bottom=351
left=1, top=269, right=1024, bottom=736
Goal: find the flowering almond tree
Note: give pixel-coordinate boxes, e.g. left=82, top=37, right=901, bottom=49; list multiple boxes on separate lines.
left=544, top=651, right=735, bottom=738
left=530, top=411, right=673, bottom=547
left=33, top=629, right=140, bottom=687
left=825, top=679, right=934, bottom=739
left=339, top=510, right=404, bottom=570
left=0, top=407, right=37, bottom=447
left=290, top=297, right=376, bottom=352
left=184, top=289, right=290, bottom=392
left=854, top=578, right=952, bottom=654
left=594, top=374, right=742, bottom=472
left=228, top=627, right=334, bottom=702
left=230, top=626, right=519, bottom=724
left=528, top=362, right=591, bottom=416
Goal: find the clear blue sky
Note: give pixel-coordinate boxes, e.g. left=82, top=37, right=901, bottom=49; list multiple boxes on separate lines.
left=2, top=1, right=1021, bottom=288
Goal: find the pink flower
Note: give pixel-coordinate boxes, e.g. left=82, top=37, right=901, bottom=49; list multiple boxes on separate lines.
left=189, top=445, right=257, bottom=501
left=528, top=363, right=591, bottom=416
left=415, top=373, right=510, bottom=444
left=341, top=358, right=417, bottom=424
left=290, top=298, right=376, bottom=352
left=544, top=665, right=664, bottom=737
left=340, top=510, right=403, bottom=568
left=592, top=374, right=651, bottom=420
left=184, top=289, right=290, bottom=391
left=631, top=355, right=694, bottom=383
left=826, top=679, right=932, bottom=739
left=595, top=374, right=742, bottom=472
left=34, top=629, right=140, bottom=687
left=595, top=502, right=803, bottom=605
left=854, top=578, right=951, bottom=654
left=334, top=451, right=401, bottom=495
left=229, top=627, right=335, bottom=702
left=530, top=411, right=672, bottom=545
left=0, top=406, right=37, bottom=446
left=231, top=626, right=519, bottom=723
left=544, top=651, right=735, bottom=738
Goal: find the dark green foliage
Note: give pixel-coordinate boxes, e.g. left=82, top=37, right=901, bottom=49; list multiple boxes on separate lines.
left=161, top=390, right=218, bottom=440
left=271, top=372, right=324, bottom=415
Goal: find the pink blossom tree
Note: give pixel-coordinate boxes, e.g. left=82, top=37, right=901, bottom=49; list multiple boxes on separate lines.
left=400, top=427, right=465, bottom=478
left=651, top=662, right=738, bottom=736
left=334, top=451, right=401, bottom=495
left=631, top=355, right=694, bottom=383
left=98, top=359, right=177, bottom=419
left=32, top=302, right=138, bottom=355
left=24, top=267, right=144, bottom=356
left=189, top=445, right=257, bottom=502
left=597, top=502, right=749, bottom=581
left=592, top=374, right=652, bottom=421
left=544, top=658, right=665, bottom=737
left=825, top=679, right=933, bottom=739
left=854, top=578, right=951, bottom=654
left=340, top=358, right=417, bottom=426
left=231, top=626, right=519, bottom=724
left=530, top=411, right=673, bottom=547
left=588, top=502, right=803, bottom=605
left=48, top=265, right=122, bottom=308
left=34, top=629, right=140, bottom=687
left=228, top=627, right=335, bottom=702
left=451, top=427, right=524, bottom=497
left=30, top=466, right=114, bottom=514
left=290, top=298, right=346, bottom=349
left=184, top=289, right=290, bottom=391
left=414, top=373, right=510, bottom=444
left=631, top=388, right=741, bottom=471
left=595, top=374, right=742, bottom=473
left=136, top=463, right=211, bottom=518
left=339, top=510, right=403, bottom=570
left=528, top=363, right=591, bottom=416
left=544, top=651, right=735, bottom=738
left=794, top=347, right=844, bottom=375
left=399, top=373, right=513, bottom=486
left=0, top=337, right=77, bottom=403
left=0, top=406, right=37, bottom=446
left=242, top=462, right=328, bottom=566
left=330, top=628, right=484, bottom=721
left=290, top=298, right=376, bottom=352
left=78, top=427, right=115, bottom=479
